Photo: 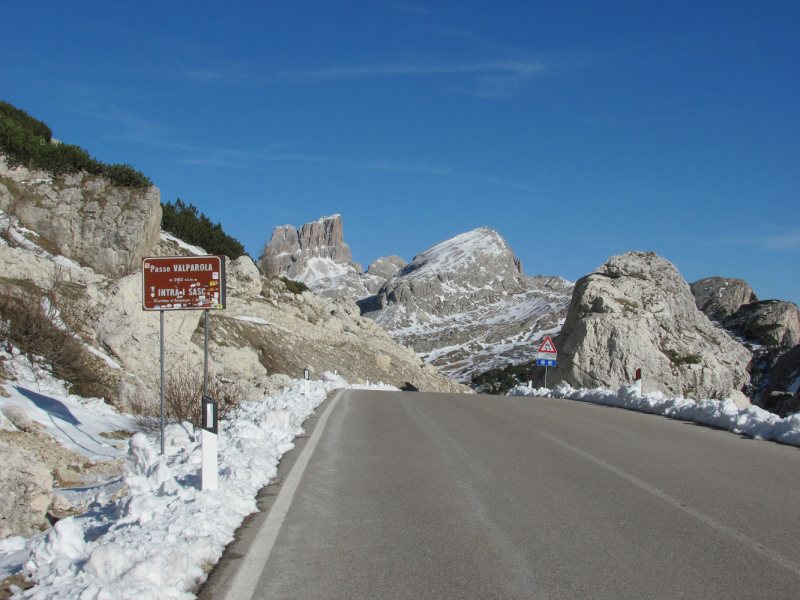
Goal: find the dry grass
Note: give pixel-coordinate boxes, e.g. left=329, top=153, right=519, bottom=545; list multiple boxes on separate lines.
left=133, top=358, right=248, bottom=432
left=0, top=281, right=110, bottom=399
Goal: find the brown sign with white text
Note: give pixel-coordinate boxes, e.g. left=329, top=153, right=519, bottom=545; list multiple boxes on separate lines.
left=142, top=256, right=226, bottom=311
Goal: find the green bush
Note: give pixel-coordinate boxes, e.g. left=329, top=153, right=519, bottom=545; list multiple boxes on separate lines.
left=0, top=99, right=151, bottom=189
left=161, top=198, right=247, bottom=260
left=280, top=277, right=309, bottom=294
left=471, top=361, right=535, bottom=395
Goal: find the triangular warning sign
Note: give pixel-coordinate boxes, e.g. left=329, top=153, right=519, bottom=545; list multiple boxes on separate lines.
left=538, top=336, right=557, bottom=354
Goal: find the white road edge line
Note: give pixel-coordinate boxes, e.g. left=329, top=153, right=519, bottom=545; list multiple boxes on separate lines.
left=223, top=388, right=344, bottom=600
left=480, top=399, right=800, bottom=578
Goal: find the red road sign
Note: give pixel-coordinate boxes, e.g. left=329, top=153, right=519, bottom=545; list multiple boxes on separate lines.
left=142, top=255, right=226, bottom=311
left=538, top=336, right=557, bottom=354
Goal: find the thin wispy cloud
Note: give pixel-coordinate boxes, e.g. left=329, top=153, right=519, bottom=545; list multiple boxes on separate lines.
left=377, top=0, right=432, bottom=15
left=182, top=68, right=228, bottom=82
left=715, top=229, right=800, bottom=251
left=182, top=149, right=537, bottom=192
left=178, top=59, right=547, bottom=98
left=279, top=60, right=545, bottom=84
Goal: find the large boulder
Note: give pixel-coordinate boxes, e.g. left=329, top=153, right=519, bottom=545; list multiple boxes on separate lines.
left=0, top=158, right=162, bottom=277
left=690, top=277, right=758, bottom=320
left=546, top=252, right=751, bottom=399
left=0, top=441, right=54, bottom=540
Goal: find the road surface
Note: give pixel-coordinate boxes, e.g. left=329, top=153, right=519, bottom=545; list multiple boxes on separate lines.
left=201, top=389, right=800, bottom=599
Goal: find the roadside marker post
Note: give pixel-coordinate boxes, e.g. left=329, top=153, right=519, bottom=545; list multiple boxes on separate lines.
left=142, top=254, right=227, bottom=486
left=635, top=368, right=642, bottom=393
left=536, top=336, right=558, bottom=389
left=201, top=396, right=219, bottom=490
left=304, top=368, right=310, bottom=395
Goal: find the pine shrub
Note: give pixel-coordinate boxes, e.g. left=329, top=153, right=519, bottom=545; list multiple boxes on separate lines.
left=0, top=99, right=152, bottom=189
left=161, top=198, right=247, bottom=260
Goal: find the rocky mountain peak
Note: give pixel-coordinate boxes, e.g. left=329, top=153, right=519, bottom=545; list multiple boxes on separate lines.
left=690, top=277, right=758, bottom=320
left=358, top=227, right=573, bottom=381
left=366, top=255, right=408, bottom=281
left=258, top=214, right=362, bottom=280
left=402, top=227, right=524, bottom=281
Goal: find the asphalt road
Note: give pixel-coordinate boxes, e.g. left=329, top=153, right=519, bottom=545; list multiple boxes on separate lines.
left=203, top=389, right=800, bottom=599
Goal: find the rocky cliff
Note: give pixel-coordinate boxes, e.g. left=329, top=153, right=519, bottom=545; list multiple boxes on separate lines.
left=690, top=276, right=800, bottom=410
left=543, top=252, right=751, bottom=400
left=0, top=156, right=161, bottom=277
left=358, top=228, right=573, bottom=381
left=259, top=214, right=361, bottom=278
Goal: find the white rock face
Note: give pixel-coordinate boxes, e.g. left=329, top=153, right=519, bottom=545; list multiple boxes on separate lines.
left=0, top=157, right=162, bottom=277
left=546, top=251, right=751, bottom=399
left=358, top=228, right=573, bottom=381
left=0, top=441, right=54, bottom=539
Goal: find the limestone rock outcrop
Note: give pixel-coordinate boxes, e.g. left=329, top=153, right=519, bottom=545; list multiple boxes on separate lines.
left=358, top=228, right=573, bottom=381
left=258, top=214, right=361, bottom=279
left=690, top=277, right=758, bottom=320
left=0, top=441, right=54, bottom=539
left=758, top=345, right=800, bottom=416
left=0, top=157, right=162, bottom=277
left=258, top=216, right=414, bottom=304
left=721, top=300, right=800, bottom=349
left=364, top=255, right=408, bottom=294
left=543, top=251, right=751, bottom=399
left=690, top=276, right=800, bottom=408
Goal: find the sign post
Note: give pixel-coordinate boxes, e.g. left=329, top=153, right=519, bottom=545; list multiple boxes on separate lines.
left=142, top=256, right=226, bottom=470
left=536, top=336, right=558, bottom=389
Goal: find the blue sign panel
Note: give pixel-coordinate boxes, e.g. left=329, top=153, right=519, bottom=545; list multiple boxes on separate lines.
left=537, top=359, right=557, bottom=367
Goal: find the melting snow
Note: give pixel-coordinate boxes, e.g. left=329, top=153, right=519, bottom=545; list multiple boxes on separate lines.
left=159, top=233, right=206, bottom=256
left=509, top=383, right=800, bottom=446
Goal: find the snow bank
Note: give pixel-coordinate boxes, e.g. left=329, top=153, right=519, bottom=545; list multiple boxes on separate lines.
left=509, top=383, right=800, bottom=446
left=4, top=373, right=397, bottom=599
left=0, top=349, right=132, bottom=460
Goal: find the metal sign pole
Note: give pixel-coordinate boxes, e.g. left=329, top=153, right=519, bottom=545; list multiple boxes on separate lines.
left=204, top=310, right=209, bottom=397
left=545, top=365, right=548, bottom=389
left=160, top=310, right=165, bottom=455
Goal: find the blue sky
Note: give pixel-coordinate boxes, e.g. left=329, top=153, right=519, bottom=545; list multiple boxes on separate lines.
left=3, top=1, right=798, bottom=304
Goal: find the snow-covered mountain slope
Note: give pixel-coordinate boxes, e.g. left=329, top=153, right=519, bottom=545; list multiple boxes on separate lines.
left=358, top=228, right=573, bottom=382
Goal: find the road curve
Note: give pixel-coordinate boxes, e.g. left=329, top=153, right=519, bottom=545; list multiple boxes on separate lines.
left=205, top=389, right=800, bottom=599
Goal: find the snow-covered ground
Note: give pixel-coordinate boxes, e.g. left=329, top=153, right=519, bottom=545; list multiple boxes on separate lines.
left=0, top=349, right=131, bottom=460
left=509, top=383, right=800, bottom=446
left=0, top=355, right=398, bottom=599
